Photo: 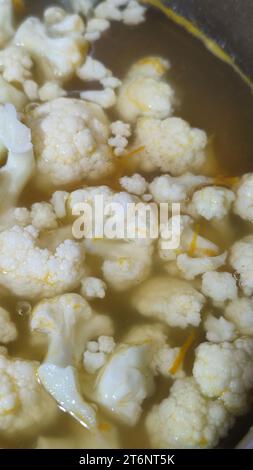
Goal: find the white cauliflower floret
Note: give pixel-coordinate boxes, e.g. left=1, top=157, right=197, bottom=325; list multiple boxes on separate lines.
left=149, top=173, right=211, bottom=203
left=120, top=173, right=147, bottom=195
left=0, top=45, right=33, bottom=87
left=108, top=119, right=130, bottom=156
left=81, top=88, right=116, bottom=108
left=26, top=98, right=114, bottom=187
left=0, top=75, right=27, bottom=110
left=132, top=276, right=205, bottom=328
left=95, top=343, right=154, bottom=426
left=30, top=202, right=58, bottom=230
left=135, top=117, right=207, bottom=175
left=0, top=104, right=34, bottom=215
left=146, top=377, right=233, bottom=449
left=50, top=191, right=68, bottom=219
left=83, top=335, right=115, bottom=373
left=177, top=252, right=227, bottom=280
left=116, top=56, right=174, bottom=122
left=121, top=0, right=146, bottom=25
left=0, top=0, right=14, bottom=47
left=0, top=352, right=57, bottom=436
left=201, top=272, right=238, bottom=304
left=85, top=239, right=154, bottom=291
left=225, top=297, right=253, bottom=336
left=229, top=236, right=253, bottom=296
left=38, top=81, right=66, bottom=102
left=0, top=225, right=85, bottom=299
left=204, top=315, right=237, bottom=342
left=193, top=338, right=253, bottom=415
left=31, top=293, right=114, bottom=429
left=0, top=307, right=17, bottom=344
left=234, top=174, right=253, bottom=223
left=81, top=277, right=107, bottom=299
left=15, top=16, right=87, bottom=81
left=191, top=186, right=235, bottom=220
left=94, top=0, right=146, bottom=25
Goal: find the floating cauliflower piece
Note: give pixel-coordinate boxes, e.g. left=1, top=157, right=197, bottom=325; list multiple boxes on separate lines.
left=201, top=272, right=238, bottom=305
left=108, top=120, right=131, bottom=156
left=95, top=343, right=154, bottom=425
left=26, top=98, right=114, bottom=187
left=146, top=377, right=233, bottom=449
left=30, top=202, right=58, bottom=230
left=134, top=117, right=207, bottom=175
left=0, top=225, right=85, bottom=299
left=204, top=315, right=237, bottom=342
left=38, top=81, right=66, bottom=102
left=94, top=0, right=146, bottom=25
left=149, top=173, right=211, bottom=203
left=230, top=236, right=253, bottom=296
left=0, top=45, right=34, bottom=88
left=233, top=173, right=253, bottom=222
left=83, top=335, right=115, bottom=373
left=193, top=338, right=253, bottom=415
left=85, top=17, right=110, bottom=42
left=0, top=307, right=17, bottom=344
left=0, top=351, right=57, bottom=436
left=0, top=75, right=27, bottom=110
left=132, top=276, right=205, bottom=328
left=81, top=88, right=116, bottom=109
left=120, top=173, right=147, bottom=195
left=81, top=277, right=107, bottom=299
left=177, top=252, right=227, bottom=280
left=225, top=297, right=253, bottom=336
left=31, top=293, right=114, bottom=429
left=0, top=0, right=14, bottom=47
left=15, top=15, right=87, bottom=81
left=117, top=56, right=174, bottom=122
left=191, top=186, right=235, bottom=220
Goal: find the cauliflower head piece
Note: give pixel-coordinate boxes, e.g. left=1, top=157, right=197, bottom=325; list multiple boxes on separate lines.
left=26, top=98, right=114, bottom=188
left=0, top=351, right=57, bottom=437
left=116, top=56, right=174, bottom=122
left=132, top=276, right=205, bottom=328
left=0, top=306, right=17, bottom=344
left=0, top=0, right=14, bottom=47
left=134, top=116, right=207, bottom=175
left=234, top=173, right=253, bottom=223
left=229, top=235, right=253, bottom=296
left=193, top=338, right=253, bottom=415
left=0, top=225, right=85, bottom=299
left=146, top=377, right=233, bottom=449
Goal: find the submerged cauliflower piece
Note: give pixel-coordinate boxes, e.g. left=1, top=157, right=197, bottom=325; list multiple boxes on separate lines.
left=26, top=98, right=114, bottom=187
left=117, top=56, right=174, bottom=122
left=95, top=343, right=154, bottom=426
left=14, top=15, right=87, bottom=81
left=229, top=236, right=253, bottom=296
left=204, top=315, right=237, bottom=343
left=191, top=186, right=235, bottom=220
left=201, top=272, right=238, bottom=305
left=0, top=307, right=17, bottom=344
left=149, top=173, right=211, bottom=203
left=193, top=338, right=253, bottom=415
left=0, top=352, right=57, bottom=436
left=83, top=335, right=115, bottom=373
left=120, top=173, right=148, bottom=195
left=132, top=276, right=205, bottom=328
left=0, top=225, right=85, bottom=299
left=146, top=377, right=233, bottom=449
left=81, top=277, right=107, bottom=299
left=225, top=297, right=253, bottom=336
left=134, top=117, right=207, bottom=175
left=233, top=173, right=253, bottom=222
left=177, top=252, right=227, bottom=281
left=0, top=0, right=14, bottom=47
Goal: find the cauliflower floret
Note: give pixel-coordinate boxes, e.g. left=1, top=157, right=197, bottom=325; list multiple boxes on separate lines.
left=81, top=277, right=107, bottom=299
left=108, top=119, right=130, bottom=156
left=229, top=236, right=253, bottom=296
left=191, top=186, right=235, bottom=220
left=201, top=272, right=238, bottom=305
left=94, top=0, right=146, bottom=25
left=146, top=377, right=233, bottom=449
left=120, top=173, right=147, bottom=195
left=25, top=98, right=114, bottom=187
left=38, top=81, right=66, bottom=102
left=116, top=56, right=174, bottom=122
left=0, top=45, right=34, bottom=87
left=0, top=75, right=27, bottom=110
left=14, top=16, right=87, bottom=81
left=204, top=315, right=237, bottom=342
left=132, top=276, right=205, bottom=328
left=0, top=307, right=17, bottom=344
left=95, top=343, right=154, bottom=425
left=177, top=252, right=227, bottom=280
left=134, top=117, right=207, bottom=175
left=30, top=202, right=58, bottom=230
left=81, top=88, right=116, bottom=109
left=0, top=225, right=85, bottom=299
left=0, top=0, right=14, bottom=47
left=193, top=338, right=253, bottom=415
left=149, top=173, right=211, bottom=203
left=0, top=352, right=57, bottom=436
left=83, top=335, right=115, bottom=373
left=225, top=297, right=253, bottom=336
left=234, top=174, right=253, bottom=223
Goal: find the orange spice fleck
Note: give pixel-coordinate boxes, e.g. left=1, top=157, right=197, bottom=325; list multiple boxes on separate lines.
left=98, top=422, right=112, bottom=432
left=188, top=224, right=200, bottom=257
left=169, top=330, right=196, bottom=375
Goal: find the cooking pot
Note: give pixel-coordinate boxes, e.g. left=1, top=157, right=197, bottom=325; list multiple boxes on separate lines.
left=24, top=0, right=253, bottom=449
